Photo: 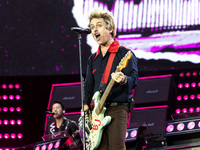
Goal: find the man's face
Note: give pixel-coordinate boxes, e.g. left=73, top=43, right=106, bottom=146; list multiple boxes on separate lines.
left=90, top=18, right=112, bottom=46
left=52, top=103, right=64, bottom=119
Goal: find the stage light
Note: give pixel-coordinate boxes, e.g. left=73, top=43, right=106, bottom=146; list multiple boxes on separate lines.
left=198, top=82, right=200, bottom=87
left=16, top=107, right=21, bottom=112
left=190, top=95, right=195, bottom=100
left=2, top=95, right=8, bottom=100
left=9, top=107, right=15, bottom=112
left=34, top=146, right=40, bottom=150
left=197, top=94, right=200, bottom=99
left=193, top=72, right=197, bottom=76
left=47, top=143, right=53, bottom=150
left=4, top=133, right=9, bottom=139
left=0, top=134, right=2, bottom=139
left=15, top=95, right=21, bottom=100
left=175, top=109, right=181, bottom=114
left=9, top=95, right=14, bottom=100
left=189, top=107, right=194, bottom=113
left=2, top=84, right=7, bottom=89
left=178, top=83, right=183, bottom=88
left=17, top=133, right=23, bottom=139
left=54, top=141, right=60, bottom=148
left=165, top=116, right=200, bottom=137
left=179, top=72, right=184, bottom=77
left=184, top=83, right=190, bottom=88
left=196, top=107, right=200, bottom=112
left=0, top=120, right=2, bottom=125
left=15, top=84, right=20, bottom=89
left=3, top=120, right=9, bottom=125
left=10, top=133, right=16, bottom=139
left=177, top=96, right=182, bottom=101
left=187, top=121, right=195, bottom=129
left=186, top=72, right=191, bottom=77
left=125, top=127, right=138, bottom=142
left=17, top=120, right=22, bottom=125
left=41, top=144, right=46, bottom=150
left=177, top=123, right=185, bottom=131
left=3, top=107, right=8, bottom=112
left=10, top=119, right=15, bottom=125
left=183, top=95, right=188, bottom=100
left=182, top=108, right=187, bottom=113
left=8, top=84, right=13, bottom=89
left=191, top=82, right=196, bottom=87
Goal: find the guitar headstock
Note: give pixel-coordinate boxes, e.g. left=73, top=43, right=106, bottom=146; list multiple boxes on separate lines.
left=117, top=51, right=132, bottom=71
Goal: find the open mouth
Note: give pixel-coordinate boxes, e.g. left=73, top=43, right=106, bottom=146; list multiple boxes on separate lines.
left=95, top=33, right=100, bottom=40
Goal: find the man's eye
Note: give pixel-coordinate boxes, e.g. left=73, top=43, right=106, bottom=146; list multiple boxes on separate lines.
left=90, top=26, right=94, bottom=30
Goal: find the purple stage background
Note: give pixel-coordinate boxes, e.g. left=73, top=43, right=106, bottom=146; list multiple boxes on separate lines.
left=1, top=0, right=200, bottom=76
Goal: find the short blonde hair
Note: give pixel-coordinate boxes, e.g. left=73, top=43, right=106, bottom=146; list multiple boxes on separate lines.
left=88, top=8, right=116, bottom=37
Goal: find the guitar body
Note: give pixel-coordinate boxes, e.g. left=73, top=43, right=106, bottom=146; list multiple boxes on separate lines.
left=88, top=91, right=111, bottom=150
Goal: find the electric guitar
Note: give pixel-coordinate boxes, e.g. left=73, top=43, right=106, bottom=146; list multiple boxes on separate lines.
left=87, top=51, right=133, bottom=150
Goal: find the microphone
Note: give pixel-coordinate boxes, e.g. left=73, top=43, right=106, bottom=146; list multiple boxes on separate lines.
left=46, top=111, right=55, bottom=115
left=71, top=27, right=91, bottom=34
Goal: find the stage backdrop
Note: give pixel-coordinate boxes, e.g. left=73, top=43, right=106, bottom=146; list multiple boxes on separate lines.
left=1, top=0, right=200, bottom=76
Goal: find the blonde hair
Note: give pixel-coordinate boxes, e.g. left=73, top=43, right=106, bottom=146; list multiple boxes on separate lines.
left=88, top=8, right=116, bottom=37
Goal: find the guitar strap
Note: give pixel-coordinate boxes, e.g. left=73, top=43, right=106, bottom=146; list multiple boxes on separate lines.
left=99, top=51, right=117, bottom=93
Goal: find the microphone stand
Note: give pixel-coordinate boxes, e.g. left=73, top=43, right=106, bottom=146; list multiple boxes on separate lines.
left=77, top=33, right=86, bottom=150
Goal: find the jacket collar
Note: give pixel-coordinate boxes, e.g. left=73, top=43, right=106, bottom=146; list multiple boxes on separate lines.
left=93, top=39, right=120, bottom=60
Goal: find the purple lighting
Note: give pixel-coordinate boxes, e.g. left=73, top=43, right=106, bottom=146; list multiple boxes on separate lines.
left=16, top=107, right=21, bottom=112
left=2, top=84, right=7, bottom=89
left=48, top=143, right=53, bottom=150
left=184, top=83, right=190, bottom=88
left=177, top=123, right=185, bottom=131
left=130, top=130, right=137, bottom=138
left=183, top=95, right=189, bottom=100
left=189, top=107, right=194, bottom=113
left=182, top=108, right=188, bottom=113
left=197, top=94, right=200, bottom=99
left=17, top=119, right=22, bottom=125
left=15, top=84, right=20, bottom=89
left=34, top=146, right=40, bottom=150
left=190, top=95, right=195, bottom=100
left=10, top=133, right=16, bottom=139
left=179, top=72, right=184, bottom=77
left=2, top=95, right=8, bottom=100
left=9, top=95, right=14, bottom=100
left=175, top=108, right=181, bottom=114
left=177, top=96, right=182, bottom=101
left=9, top=107, right=15, bottom=112
left=54, top=141, right=60, bottom=149
left=186, top=72, right=191, bottom=77
left=191, top=82, right=196, bottom=87
left=10, top=119, right=15, bottom=125
left=166, top=124, right=174, bottom=133
left=178, top=83, right=183, bottom=88
left=8, top=84, right=13, bottom=89
left=17, top=133, right=23, bottom=139
left=15, top=95, right=21, bottom=100
left=187, top=121, right=195, bottom=130
left=3, top=107, right=8, bottom=112
left=3, top=120, right=9, bottom=125
left=41, top=144, right=47, bottom=150
left=196, top=107, right=200, bottom=112
left=4, top=133, right=9, bottom=139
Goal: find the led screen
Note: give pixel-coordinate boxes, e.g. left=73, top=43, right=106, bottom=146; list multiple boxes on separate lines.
left=1, top=0, right=200, bottom=76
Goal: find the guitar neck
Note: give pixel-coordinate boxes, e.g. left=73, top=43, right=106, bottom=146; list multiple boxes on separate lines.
left=95, top=79, right=115, bottom=115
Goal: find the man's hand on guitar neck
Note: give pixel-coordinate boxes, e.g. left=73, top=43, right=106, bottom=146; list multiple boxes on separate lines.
left=111, top=72, right=125, bottom=83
